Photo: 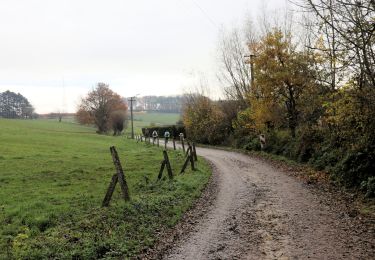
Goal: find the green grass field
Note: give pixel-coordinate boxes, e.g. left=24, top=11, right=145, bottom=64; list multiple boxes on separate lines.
left=133, top=112, right=181, bottom=125
left=129, top=112, right=181, bottom=134
left=0, top=119, right=210, bottom=259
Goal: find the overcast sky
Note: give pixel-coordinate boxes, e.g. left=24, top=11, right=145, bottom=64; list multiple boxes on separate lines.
left=0, top=0, right=288, bottom=113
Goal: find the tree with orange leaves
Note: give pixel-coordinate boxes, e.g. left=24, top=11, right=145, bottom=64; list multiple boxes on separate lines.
left=76, top=83, right=127, bottom=134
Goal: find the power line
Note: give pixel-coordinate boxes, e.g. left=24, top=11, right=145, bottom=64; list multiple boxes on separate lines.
left=180, top=0, right=218, bottom=29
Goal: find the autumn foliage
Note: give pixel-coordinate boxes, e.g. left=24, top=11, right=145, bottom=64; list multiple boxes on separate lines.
left=182, top=1, right=375, bottom=193
left=182, top=94, right=232, bottom=145
left=76, top=83, right=127, bottom=134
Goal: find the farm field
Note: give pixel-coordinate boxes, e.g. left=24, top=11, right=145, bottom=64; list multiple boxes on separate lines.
left=130, top=112, right=181, bottom=134
left=0, top=119, right=210, bottom=259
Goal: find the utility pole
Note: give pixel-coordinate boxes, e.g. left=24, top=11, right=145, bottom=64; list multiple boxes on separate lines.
left=128, top=97, right=136, bottom=139
left=244, top=54, right=255, bottom=86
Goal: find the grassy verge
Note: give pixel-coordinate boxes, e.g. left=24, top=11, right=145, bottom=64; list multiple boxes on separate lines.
left=0, top=119, right=210, bottom=259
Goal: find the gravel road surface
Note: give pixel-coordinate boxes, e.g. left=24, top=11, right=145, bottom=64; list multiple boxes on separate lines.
left=161, top=146, right=374, bottom=260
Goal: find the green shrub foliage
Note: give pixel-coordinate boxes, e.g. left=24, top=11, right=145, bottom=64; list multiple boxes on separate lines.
left=142, top=125, right=186, bottom=138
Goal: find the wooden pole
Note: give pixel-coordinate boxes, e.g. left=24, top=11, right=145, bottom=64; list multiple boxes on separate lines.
left=173, top=138, right=176, bottom=150
left=158, top=150, right=173, bottom=180
left=102, top=146, right=130, bottom=207
left=158, top=161, right=166, bottom=180
left=181, top=138, right=185, bottom=153
left=185, top=143, right=191, bottom=157
left=180, top=154, right=191, bottom=174
left=192, top=143, right=198, bottom=161
left=110, top=146, right=130, bottom=201
left=163, top=150, right=173, bottom=179
left=102, top=174, right=118, bottom=207
left=128, top=97, right=135, bottom=139
left=189, top=148, right=196, bottom=171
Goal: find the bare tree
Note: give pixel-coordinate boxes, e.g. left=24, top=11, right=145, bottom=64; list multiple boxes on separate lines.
left=217, top=27, right=253, bottom=107
left=303, top=0, right=375, bottom=88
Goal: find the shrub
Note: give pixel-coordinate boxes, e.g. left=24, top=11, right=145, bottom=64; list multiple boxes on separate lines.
left=332, top=147, right=375, bottom=188
left=182, top=94, right=230, bottom=145
left=110, top=110, right=127, bottom=136
left=365, top=177, right=375, bottom=198
left=142, top=125, right=186, bottom=138
left=243, top=137, right=261, bottom=151
left=295, top=127, right=325, bottom=163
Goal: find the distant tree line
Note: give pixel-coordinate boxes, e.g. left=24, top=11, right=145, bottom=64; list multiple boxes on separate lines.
left=182, top=0, right=375, bottom=195
left=129, top=95, right=183, bottom=113
left=0, top=90, right=35, bottom=119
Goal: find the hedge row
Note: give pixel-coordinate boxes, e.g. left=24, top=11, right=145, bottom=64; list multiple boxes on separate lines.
left=142, top=125, right=186, bottom=138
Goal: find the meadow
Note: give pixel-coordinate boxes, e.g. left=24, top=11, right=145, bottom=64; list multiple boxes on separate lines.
left=130, top=112, right=181, bottom=134
left=0, top=118, right=210, bottom=259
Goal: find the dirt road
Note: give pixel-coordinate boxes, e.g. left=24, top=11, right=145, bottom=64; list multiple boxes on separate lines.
left=162, top=146, right=374, bottom=259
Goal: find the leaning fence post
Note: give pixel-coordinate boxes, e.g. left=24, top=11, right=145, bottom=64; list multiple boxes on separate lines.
left=158, top=160, right=166, bottom=180
left=187, top=143, right=195, bottom=171
left=189, top=148, right=196, bottom=171
left=180, top=153, right=190, bottom=174
left=111, top=146, right=130, bottom=200
left=181, top=138, right=185, bottom=153
left=163, top=150, right=173, bottom=179
left=192, top=143, right=198, bottom=161
left=180, top=145, right=195, bottom=174
left=158, top=150, right=173, bottom=180
left=186, top=142, right=191, bottom=157
left=102, top=174, right=118, bottom=207
left=102, top=146, right=130, bottom=207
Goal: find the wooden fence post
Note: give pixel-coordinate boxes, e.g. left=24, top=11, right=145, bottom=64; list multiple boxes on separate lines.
left=158, top=150, right=173, bottom=180
left=186, top=142, right=191, bottom=156
left=181, top=138, right=185, bottom=153
left=102, top=146, right=130, bottom=207
left=157, top=137, right=159, bottom=147
left=189, top=147, right=196, bottom=171
left=102, top=174, right=118, bottom=207
left=173, top=138, right=176, bottom=150
left=187, top=143, right=195, bottom=171
left=163, top=150, right=173, bottom=179
left=180, top=154, right=190, bottom=174
left=192, top=143, right=198, bottom=161
left=158, top=160, right=166, bottom=180
left=180, top=145, right=196, bottom=174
